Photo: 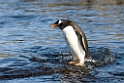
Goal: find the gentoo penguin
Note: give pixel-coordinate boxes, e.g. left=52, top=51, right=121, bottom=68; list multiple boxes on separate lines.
left=50, top=19, right=92, bottom=66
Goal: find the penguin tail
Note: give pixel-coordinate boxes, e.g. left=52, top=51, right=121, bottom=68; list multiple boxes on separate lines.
left=85, top=58, right=97, bottom=67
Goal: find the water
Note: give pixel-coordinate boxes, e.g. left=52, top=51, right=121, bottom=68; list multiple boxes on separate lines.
left=0, top=0, right=124, bottom=83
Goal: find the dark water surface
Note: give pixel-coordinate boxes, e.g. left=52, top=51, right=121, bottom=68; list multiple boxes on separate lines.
left=0, top=0, right=124, bottom=83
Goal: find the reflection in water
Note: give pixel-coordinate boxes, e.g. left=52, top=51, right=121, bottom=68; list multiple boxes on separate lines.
left=0, top=0, right=124, bottom=83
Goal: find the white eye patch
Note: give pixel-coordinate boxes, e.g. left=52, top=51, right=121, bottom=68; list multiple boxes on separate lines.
left=58, top=19, right=63, bottom=24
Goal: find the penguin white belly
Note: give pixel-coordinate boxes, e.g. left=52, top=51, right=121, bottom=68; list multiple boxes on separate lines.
left=62, top=26, right=85, bottom=63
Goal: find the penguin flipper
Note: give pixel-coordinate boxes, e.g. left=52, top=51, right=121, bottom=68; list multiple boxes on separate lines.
left=75, top=31, right=87, bottom=52
left=75, top=31, right=91, bottom=60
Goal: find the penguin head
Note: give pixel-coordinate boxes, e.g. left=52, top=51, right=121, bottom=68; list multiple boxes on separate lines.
left=50, top=19, right=71, bottom=30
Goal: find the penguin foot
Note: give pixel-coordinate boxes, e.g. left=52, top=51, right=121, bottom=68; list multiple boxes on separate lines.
left=69, top=59, right=78, bottom=65
left=69, top=61, right=76, bottom=65
left=75, top=63, right=85, bottom=67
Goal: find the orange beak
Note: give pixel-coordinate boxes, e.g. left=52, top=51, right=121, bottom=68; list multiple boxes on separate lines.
left=50, top=24, right=58, bottom=28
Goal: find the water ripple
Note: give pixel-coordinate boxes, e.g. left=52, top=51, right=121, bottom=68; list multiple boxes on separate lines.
left=0, top=0, right=124, bottom=83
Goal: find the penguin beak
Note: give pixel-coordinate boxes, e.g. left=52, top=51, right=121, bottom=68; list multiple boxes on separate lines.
left=50, top=24, right=58, bottom=28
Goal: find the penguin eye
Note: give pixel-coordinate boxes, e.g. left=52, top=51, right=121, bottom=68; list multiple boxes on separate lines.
left=58, top=19, right=63, bottom=24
